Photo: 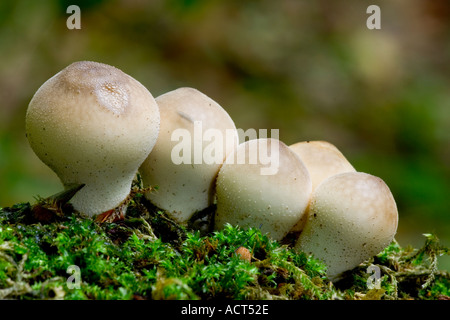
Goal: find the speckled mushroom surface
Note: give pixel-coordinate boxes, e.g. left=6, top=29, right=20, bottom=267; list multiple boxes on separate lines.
left=295, top=171, right=398, bottom=281
left=26, top=61, right=160, bottom=216
left=288, top=140, right=356, bottom=232
left=214, top=138, right=312, bottom=241
left=139, top=87, right=238, bottom=224
left=289, top=140, right=356, bottom=191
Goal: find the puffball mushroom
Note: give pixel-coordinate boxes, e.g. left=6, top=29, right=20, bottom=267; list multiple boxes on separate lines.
left=289, top=141, right=356, bottom=191
left=294, top=172, right=398, bottom=281
left=288, top=140, right=356, bottom=232
left=214, top=138, right=312, bottom=241
left=139, top=87, right=238, bottom=224
left=26, top=61, right=160, bottom=217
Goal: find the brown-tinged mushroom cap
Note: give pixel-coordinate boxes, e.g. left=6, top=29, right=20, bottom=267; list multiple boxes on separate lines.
left=139, top=87, right=238, bottom=224
left=214, top=138, right=312, bottom=241
left=26, top=61, right=160, bottom=216
left=294, top=172, right=398, bottom=281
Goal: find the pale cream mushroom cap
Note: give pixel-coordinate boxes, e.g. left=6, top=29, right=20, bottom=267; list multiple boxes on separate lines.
left=26, top=61, right=160, bottom=217
left=289, top=140, right=356, bottom=232
left=294, top=172, right=398, bottom=281
left=139, top=87, right=238, bottom=224
left=214, top=138, right=312, bottom=241
left=289, top=141, right=356, bottom=191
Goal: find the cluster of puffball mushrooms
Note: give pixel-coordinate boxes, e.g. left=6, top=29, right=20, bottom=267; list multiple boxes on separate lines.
left=25, top=61, right=398, bottom=281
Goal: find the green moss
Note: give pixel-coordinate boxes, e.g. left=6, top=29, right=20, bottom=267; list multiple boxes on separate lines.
left=0, top=191, right=449, bottom=300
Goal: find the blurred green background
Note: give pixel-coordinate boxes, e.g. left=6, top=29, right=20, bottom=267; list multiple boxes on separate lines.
left=0, top=0, right=449, bottom=269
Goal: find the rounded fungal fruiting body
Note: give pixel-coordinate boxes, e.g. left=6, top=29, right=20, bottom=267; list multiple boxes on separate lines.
left=139, top=87, right=239, bottom=224
left=294, top=172, right=398, bottom=281
left=214, top=138, right=312, bottom=241
left=26, top=61, right=160, bottom=217
left=288, top=140, right=356, bottom=232
left=289, top=141, right=356, bottom=191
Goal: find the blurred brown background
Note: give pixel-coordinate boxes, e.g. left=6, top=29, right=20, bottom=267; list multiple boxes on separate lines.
left=0, top=0, right=449, bottom=269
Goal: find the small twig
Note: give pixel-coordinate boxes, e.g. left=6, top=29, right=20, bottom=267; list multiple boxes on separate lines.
left=141, top=218, right=158, bottom=240
left=0, top=245, right=33, bottom=299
